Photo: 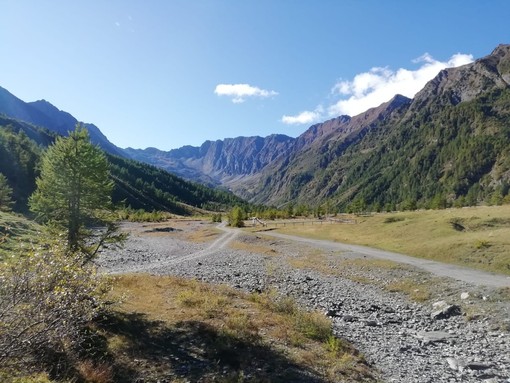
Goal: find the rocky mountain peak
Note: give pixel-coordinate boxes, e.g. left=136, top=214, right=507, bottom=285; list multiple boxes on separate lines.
left=410, top=44, right=510, bottom=112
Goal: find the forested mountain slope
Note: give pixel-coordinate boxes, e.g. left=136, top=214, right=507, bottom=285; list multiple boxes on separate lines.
left=240, top=44, right=510, bottom=209
left=126, top=45, right=510, bottom=211
left=0, top=117, right=245, bottom=214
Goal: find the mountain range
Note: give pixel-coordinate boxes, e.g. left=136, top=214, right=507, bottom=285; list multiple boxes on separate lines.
left=1, top=44, right=510, bottom=211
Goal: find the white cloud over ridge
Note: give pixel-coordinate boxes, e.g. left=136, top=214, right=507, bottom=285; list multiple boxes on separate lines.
left=281, top=52, right=474, bottom=125
left=215, top=83, right=278, bottom=103
left=282, top=107, right=323, bottom=125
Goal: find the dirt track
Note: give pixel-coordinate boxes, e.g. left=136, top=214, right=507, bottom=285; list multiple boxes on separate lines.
left=259, top=230, right=510, bottom=288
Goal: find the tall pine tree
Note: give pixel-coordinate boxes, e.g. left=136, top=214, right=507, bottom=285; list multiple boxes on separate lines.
left=29, top=125, right=114, bottom=253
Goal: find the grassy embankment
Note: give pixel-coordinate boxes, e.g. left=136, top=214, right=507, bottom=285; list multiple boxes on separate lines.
left=274, top=205, right=510, bottom=275
left=93, top=274, right=374, bottom=383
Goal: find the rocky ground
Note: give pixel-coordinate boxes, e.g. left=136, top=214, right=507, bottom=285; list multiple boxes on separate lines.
left=98, top=220, right=510, bottom=383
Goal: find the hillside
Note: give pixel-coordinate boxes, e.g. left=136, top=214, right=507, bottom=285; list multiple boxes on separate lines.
left=125, top=45, right=510, bottom=210
left=0, top=86, right=125, bottom=156
left=0, top=117, right=245, bottom=214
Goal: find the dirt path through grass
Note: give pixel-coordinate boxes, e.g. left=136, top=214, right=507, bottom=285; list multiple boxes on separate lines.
left=260, top=230, right=510, bottom=288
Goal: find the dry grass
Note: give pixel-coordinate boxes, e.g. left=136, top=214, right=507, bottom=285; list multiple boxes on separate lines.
left=182, top=226, right=221, bottom=243
left=0, top=372, right=54, bottom=383
left=75, top=360, right=114, bottom=383
left=384, top=278, right=433, bottom=302
left=286, top=250, right=336, bottom=275
left=227, top=234, right=281, bottom=256
left=135, top=219, right=222, bottom=244
left=98, top=274, right=375, bottom=382
left=229, top=240, right=279, bottom=256
left=277, top=205, right=510, bottom=275
left=285, top=252, right=439, bottom=302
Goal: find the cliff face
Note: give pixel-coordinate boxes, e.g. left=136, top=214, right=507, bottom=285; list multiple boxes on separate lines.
left=124, top=134, right=296, bottom=186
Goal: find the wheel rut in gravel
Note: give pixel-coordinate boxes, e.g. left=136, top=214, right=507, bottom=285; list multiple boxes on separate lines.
left=108, top=222, right=240, bottom=274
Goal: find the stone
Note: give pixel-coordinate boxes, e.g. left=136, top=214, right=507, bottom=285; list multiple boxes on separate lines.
left=432, top=300, right=447, bottom=308
left=466, top=362, right=492, bottom=370
left=431, top=304, right=462, bottom=320
left=446, top=357, right=466, bottom=371
left=416, top=330, right=456, bottom=344
left=326, top=308, right=340, bottom=317
left=460, top=292, right=470, bottom=300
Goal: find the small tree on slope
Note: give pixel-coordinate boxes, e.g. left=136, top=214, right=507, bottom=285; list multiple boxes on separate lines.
left=29, top=125, right=121, bottom=259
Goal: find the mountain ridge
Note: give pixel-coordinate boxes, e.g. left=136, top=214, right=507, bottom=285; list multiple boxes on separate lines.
left=1, top=44, right=510, bottom=210
left=0, top=86, right=125, bottom=157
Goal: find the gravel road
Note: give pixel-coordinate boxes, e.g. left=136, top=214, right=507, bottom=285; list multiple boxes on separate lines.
left=261, top=231, right=510, bottom=288
left=98, top=220, right=510, bottom=383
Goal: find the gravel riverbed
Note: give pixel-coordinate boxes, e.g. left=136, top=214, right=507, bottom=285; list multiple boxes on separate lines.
left=98, top=221, right=510, bottom=383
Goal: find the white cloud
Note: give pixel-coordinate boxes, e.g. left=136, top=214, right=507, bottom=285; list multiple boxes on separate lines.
left=214, top=83, right=278, bottom=103
left=281, top=107, right=323, bottom=125
left=328, top=53, right=474, bottom=117
left=281, top=52, right=474, bottom=125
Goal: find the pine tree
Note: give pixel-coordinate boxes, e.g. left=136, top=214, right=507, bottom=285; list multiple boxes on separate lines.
left=0, top=173, right=14, bottom=212
left=228, top=206, right=245, bottom=227
left=29, top=125, right=114, bottom=253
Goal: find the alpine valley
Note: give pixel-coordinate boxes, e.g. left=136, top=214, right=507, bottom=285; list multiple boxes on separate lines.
left=2, top=44, right=510, bottom=211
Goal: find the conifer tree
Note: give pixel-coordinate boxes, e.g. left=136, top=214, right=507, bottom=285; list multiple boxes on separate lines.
left=29, top=125, right=115, bottom=254
left=0, top=173, right=14, bottom=212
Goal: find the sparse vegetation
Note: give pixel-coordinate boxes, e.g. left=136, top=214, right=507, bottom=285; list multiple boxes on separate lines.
left=116, top=207, right=172, bottom=222
left=0, top=242, right=110, bottom=380
left=96, top=274, right=374, bottom=382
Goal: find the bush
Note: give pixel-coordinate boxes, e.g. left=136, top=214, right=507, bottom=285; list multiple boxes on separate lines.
left=0, top=243, right=110, bottom=373
left=474, top=239, right=491, bottom=249
left=383, top=216, right=405, bottom=223
left=211, top=213, right=222, bottom=223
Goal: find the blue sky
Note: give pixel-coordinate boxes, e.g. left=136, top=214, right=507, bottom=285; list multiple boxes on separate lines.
left=1, top=1, right=509, bottom=150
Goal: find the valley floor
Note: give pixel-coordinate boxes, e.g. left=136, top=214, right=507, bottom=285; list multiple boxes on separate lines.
left=98, top=219, right=510, bottom=383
